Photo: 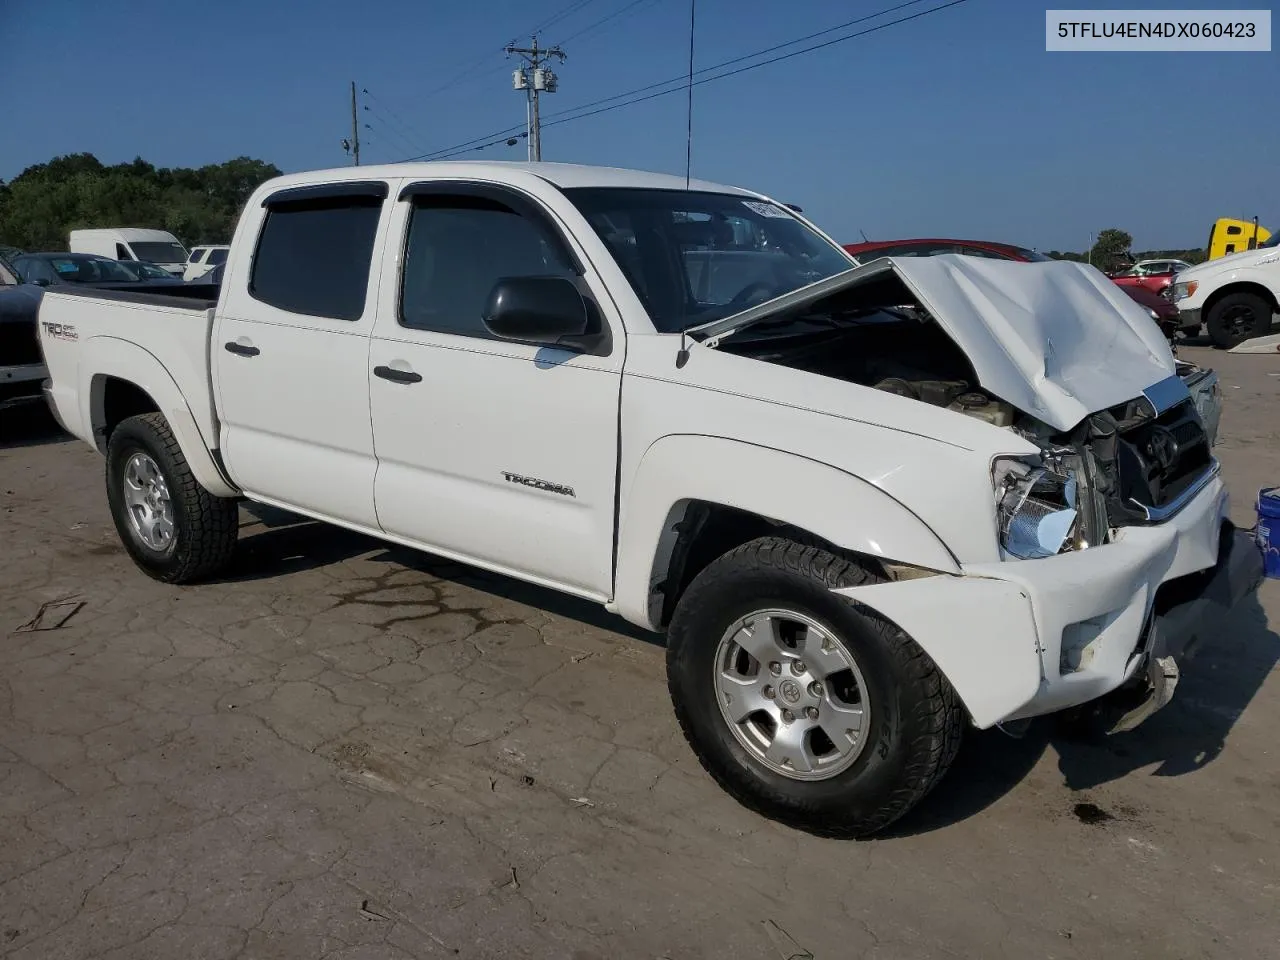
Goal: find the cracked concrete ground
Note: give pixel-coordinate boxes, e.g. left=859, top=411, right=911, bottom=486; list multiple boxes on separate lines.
left=1, top=344, right=1278, bottom=959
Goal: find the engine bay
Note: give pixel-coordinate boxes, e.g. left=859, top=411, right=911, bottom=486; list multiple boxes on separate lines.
left=715, top=271, right=1214, bottom=555
left=717, top=292, right=1018, bottom=429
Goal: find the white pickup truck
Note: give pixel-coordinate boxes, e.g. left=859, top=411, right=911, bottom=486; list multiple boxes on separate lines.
left=38, top=162, right=1262, bottom=837
left=1171, top=233, right=1280, bottom=347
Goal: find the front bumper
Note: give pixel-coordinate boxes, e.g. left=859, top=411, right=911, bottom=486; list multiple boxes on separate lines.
left=833, top=471, right=1263, bottom=729
left=1176, top=307, right=1202, bottom=333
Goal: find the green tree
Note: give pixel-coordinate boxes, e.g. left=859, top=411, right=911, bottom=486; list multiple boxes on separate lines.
left=1088, top=228, right=1133, bottom=273
left=0, top=153, right=281, bottom=252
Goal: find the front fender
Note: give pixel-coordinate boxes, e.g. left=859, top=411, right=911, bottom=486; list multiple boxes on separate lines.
left=611, top=434, right=960, bottom=630
left=83, top=336, right=238, bottom=498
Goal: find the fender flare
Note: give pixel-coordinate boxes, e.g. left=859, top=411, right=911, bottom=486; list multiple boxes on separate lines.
left=82, top=336, right=239, bottom=498
left=611, top=434, right=960, bottom=630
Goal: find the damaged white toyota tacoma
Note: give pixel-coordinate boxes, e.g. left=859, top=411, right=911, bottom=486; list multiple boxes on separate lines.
left=37, top=162, right=1262, bottom=836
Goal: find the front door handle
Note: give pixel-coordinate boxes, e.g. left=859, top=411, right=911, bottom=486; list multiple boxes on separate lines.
left=224, top=340, right=260, bottom=357
left=373, top=365, right=422, bottom=384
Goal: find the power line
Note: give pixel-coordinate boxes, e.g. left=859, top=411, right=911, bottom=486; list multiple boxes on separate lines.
left=530, top=0, right=599, bottom=36
left=546, top=0, right=971, bottom=129
left=362, top=88, right=428, bottom=155
left=555, top=0, right=664, bottom=45
left=363, top=113, right=421, bottom=158
left=406, top=0, right=968, bottom=162
left=542, top=0, right=940, bottom=128
left=416, top=0, right=599, bottom=105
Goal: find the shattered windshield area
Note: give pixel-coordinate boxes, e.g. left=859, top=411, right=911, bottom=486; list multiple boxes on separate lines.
left=564, top=187, right=853, bottom=333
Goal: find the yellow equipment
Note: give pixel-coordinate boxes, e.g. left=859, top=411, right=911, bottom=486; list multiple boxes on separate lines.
left=1207, top=217, right=1272, bottom=259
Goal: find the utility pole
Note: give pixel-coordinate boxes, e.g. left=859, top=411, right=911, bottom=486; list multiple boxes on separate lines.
left=342, top=81, right=360, bottom=165
left=506, top=37, right=565, bottom=161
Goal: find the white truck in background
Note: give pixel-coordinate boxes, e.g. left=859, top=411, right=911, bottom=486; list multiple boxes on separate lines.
left=184, top=245, right=230, bottom=281
left=69, top=228, right=189, bottom=276
left=37, top=162, right=1262, bottom=837
left=1172, top=233, right=1280, bottom=348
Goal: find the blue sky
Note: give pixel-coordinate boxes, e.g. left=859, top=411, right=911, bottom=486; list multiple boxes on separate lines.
left=2, top=0, right=1275, bottom=250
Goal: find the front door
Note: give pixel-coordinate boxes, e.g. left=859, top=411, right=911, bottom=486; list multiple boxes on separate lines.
left=368, top=182, right=623, bottom=598
left=214, top=180, right=392, bottom=528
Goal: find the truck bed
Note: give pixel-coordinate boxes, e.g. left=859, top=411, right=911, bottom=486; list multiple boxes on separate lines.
left=37, top=286, right=221, bottom=455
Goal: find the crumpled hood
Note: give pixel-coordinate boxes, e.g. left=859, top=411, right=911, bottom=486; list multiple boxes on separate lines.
left=695, top=255, right=1178, bottom=432
left=888, top=256, right=1176, bottom=430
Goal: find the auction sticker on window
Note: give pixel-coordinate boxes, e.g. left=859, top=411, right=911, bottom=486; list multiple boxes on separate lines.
left=1046, top=10, right=1271, bottom=51
left=742, top=200, right=791, bottom=219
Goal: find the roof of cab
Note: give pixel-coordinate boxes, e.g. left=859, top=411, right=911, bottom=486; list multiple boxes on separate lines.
left=254, top=161, right=756, bottom=198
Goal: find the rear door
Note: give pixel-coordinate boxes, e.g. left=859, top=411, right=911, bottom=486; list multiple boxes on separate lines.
left=213, top=180, right=393, bottom=528
left=367, top=180, right=623, bottom=598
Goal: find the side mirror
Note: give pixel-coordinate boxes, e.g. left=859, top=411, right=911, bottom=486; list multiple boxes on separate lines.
left=31, top=278, right=50, bottom=287
left=482, top=276, right=605, bottom=353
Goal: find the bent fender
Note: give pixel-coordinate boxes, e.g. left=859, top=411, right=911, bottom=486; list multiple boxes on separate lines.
left=612, top=434, right=960, bottom=631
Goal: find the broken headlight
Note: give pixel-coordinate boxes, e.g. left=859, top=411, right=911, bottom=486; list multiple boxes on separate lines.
left=992, top=456, right=1083, bottom=560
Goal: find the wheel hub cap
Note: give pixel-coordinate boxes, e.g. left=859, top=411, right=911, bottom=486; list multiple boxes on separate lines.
left=122, top=452, right=175, bottom=552
left=714, top=608, right=872, bottom=781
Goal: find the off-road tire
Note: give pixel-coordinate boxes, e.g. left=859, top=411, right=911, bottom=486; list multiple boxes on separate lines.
left=105, top=413, right=239, bottom=583
left=666, top=537, right=964, bottom=838
left=1206, top=291, right=1272, bottom=349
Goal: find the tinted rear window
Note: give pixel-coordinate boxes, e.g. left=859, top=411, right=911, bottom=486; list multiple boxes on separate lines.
left=249, top=198, right=381, bottom=320
left=208, top=248, right=228, bottom=265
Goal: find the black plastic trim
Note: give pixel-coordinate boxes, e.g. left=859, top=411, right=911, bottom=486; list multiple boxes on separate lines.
left=396, top=180, right=584, bottom=275
left=263, top=181, right=389, bottom=207
left=39, top=284, right=218, bottom=311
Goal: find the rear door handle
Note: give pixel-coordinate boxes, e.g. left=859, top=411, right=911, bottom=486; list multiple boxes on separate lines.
left=224, top=340, right=260, bottom=357
left=373, top=365, right=422, bottom=384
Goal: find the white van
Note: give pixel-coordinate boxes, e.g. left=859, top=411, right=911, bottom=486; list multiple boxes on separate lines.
left=183, top=245, right=230, bottom=281
left=68, top=228, right=188, bottom=276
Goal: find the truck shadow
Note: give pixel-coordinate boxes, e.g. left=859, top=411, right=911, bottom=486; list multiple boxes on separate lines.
left=887, top=586, right=1279, bottom=837
left=222, top=503, right=660, bottom=646
left=218, top=507, right=1278, bottom=832
left=0, top=402, right=71, bottom=449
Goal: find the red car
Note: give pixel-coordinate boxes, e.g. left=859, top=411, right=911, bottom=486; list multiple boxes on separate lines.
left=843, top=238, right=1181, bottom=335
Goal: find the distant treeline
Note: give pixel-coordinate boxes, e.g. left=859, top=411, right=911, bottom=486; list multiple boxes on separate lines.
left=1042, top=228, right=1205, bottom=272
left=0, top=153, right=282, bottom=252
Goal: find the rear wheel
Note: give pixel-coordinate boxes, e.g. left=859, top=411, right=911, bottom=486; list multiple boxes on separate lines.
left=666, top=537, right=964, bottom=838
left=105, top=413, right=239, bottom=583
left=1206, top=292, right=1272, bottom=348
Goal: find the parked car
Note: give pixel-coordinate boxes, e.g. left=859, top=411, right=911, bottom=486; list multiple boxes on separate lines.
left=120, top=260, right=185, bottom=282
left=0, top=253, right=46, bottom=410
left=12, top=253, right=190, bottom=289
left=843, top=238, right=1049, bottom=263
left=193, top=261, right=225, bottom=285
left=69, top=228, right=189, bottom=276
left=184, top=245, right=230, bottom=281
left=1109, top=260, right=1192, bottom=298
left=1171, top=232, right=1280, bottom=347
left=38, top=162, right=1262, bottom=837
left=1132, top=258, right=1194, bottom=276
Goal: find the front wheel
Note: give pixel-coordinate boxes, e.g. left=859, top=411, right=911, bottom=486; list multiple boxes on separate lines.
left=105, top=412, right=239, bottom=583
left=1206, top=292, right=1272, bottom=348
left=666, top=537, right=964, bottom=838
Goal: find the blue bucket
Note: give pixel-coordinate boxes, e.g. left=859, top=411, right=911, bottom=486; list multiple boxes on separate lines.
left=1257, top=488, right=1280, bottom=579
